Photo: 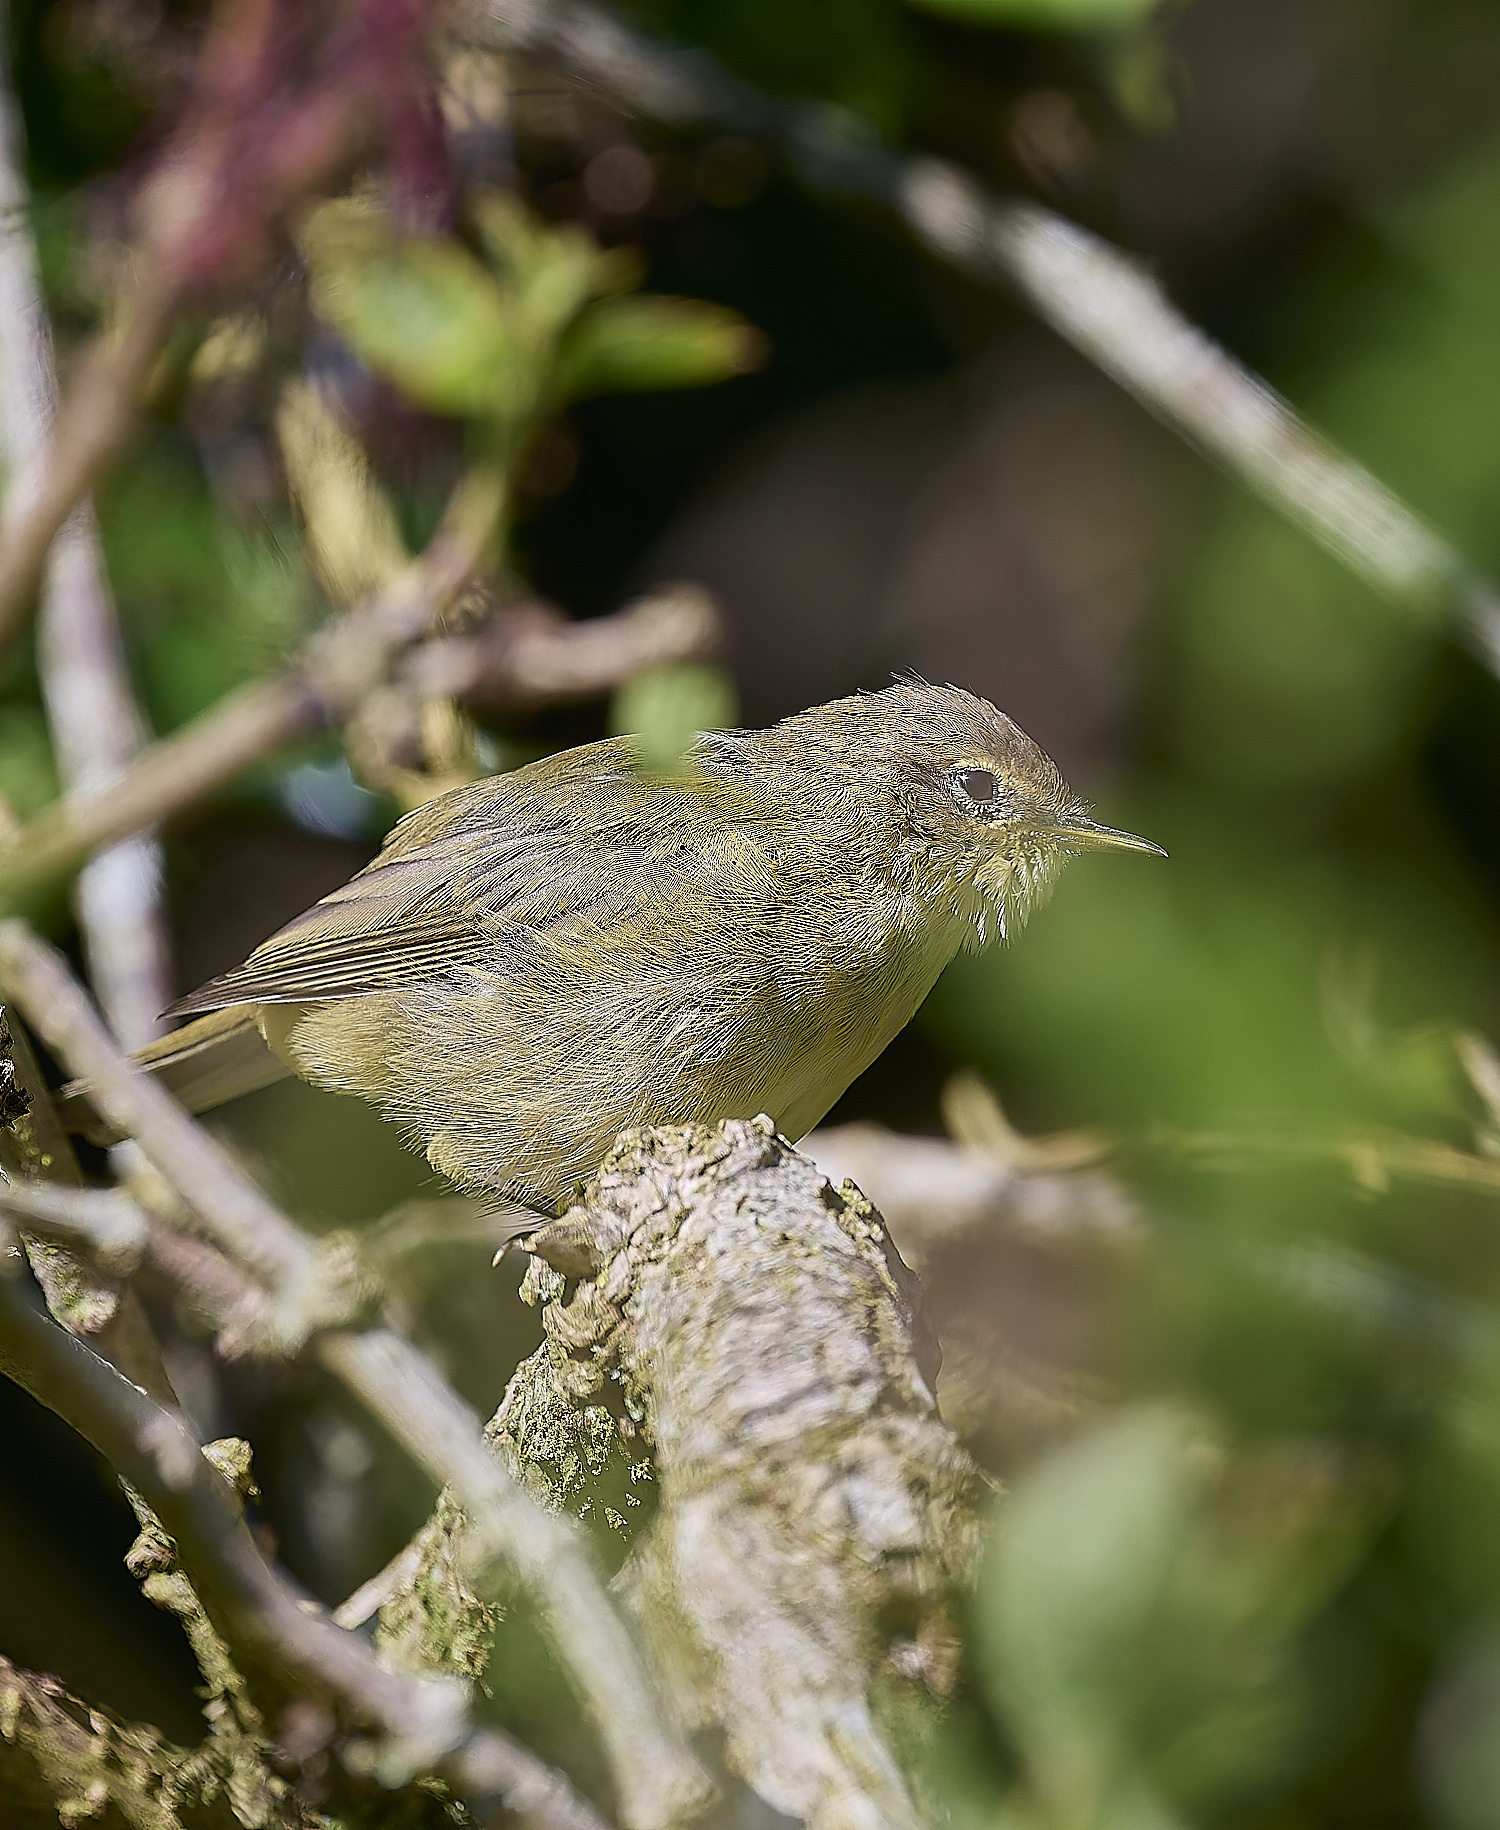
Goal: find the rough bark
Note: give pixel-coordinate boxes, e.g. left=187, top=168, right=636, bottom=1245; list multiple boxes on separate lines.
left=0, top=1653, right=325, bottom=1830
left=383, top=1117, right=987, bottom=1830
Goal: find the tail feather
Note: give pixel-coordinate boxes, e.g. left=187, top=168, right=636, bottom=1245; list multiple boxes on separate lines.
left=57, top=1004, right=292, bottom=1144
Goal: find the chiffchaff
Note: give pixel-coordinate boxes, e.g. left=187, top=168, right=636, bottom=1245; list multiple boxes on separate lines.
left=66, top=680, right=1162, bottom=1207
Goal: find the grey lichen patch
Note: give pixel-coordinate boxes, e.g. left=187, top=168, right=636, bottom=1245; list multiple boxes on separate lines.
left=397, top=1116, right=987, bottom=1830
left=375, top=1491, right=496, bottom=1683
left=0, top=1650, right=339, bottom=1829
left=0, top=1451, right=334, bottom=1830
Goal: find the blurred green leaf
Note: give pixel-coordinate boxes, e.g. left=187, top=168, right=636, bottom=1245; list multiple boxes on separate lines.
left=975, top=1408, right=1382, bottom=1827
left=471, top=192, right=639, bottom=340
left=610, top=662, right=738, bottom=776
left=305, top=207, right=516, bottom=419
left=0, top=703, right=58, bottom=819
left=555, top=296, right=766, bottom=400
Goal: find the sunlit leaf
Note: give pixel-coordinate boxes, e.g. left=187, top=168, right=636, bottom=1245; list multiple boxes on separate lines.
left=304, top=204, right=514, bottom=418
left=556, top=295, right=766, bottom=400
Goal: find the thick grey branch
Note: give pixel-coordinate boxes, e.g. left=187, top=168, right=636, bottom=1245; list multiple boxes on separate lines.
left=474, top=0, right=1500, bottom=665
left=449, top=1119, right=987, bottom=1830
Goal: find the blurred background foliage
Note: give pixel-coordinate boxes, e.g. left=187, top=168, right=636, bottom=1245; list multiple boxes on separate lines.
left=8, top=0, right=1500, bottom=1824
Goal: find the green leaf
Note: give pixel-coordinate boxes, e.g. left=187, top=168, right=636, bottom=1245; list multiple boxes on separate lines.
left=555, top=296, right=766, bottom=400
left=907, top=0, right=1162, bottom=29
left=610, top=663, right=738, bottom=776
left=305, top=206, right=515, bottom=418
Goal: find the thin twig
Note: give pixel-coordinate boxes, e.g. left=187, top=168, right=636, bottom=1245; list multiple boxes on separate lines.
left=0, top=1181, right=148, bottom=1276
left=473, top=0, right=1500, bottom=666
left=0, top=25, right=170, bottom=1048
left=0, top=1270, right=612, bottom=1830
left=319, top=1328, right=712, bottom=1829
left=0, top=923, right=318, bottom=1292
left=333, top=1538, right=428, bottom=1630
left=0, top=1256, right=467, bottom=1757
left=0, top=465, right=506, bottom=917
left=0, top=921, right=709, bottom=1830
left=411, top=581, right=722, bottom=710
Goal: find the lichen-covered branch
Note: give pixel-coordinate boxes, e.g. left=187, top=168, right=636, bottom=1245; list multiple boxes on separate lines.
left=397, top=1118, right=987, bottom=1830
left=0, top=1652, right=323, bottom=1830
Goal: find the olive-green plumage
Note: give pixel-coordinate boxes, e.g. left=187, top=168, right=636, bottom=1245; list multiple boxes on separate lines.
left=71, top=681, right=1162, bottom=1207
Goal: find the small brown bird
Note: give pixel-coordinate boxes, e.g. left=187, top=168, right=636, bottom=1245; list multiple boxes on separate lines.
left=68, top=680, right=1162, bottom=1208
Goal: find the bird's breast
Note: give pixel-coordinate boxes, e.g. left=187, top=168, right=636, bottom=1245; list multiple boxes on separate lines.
left=754, top=908, right=964, bottom=1141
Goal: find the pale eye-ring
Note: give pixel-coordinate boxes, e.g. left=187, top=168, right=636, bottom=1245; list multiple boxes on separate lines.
left=954, top=767, right=998, bottom=807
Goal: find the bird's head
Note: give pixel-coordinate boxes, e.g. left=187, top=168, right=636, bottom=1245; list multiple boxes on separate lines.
left=741, top=678, right=1165, bottom=945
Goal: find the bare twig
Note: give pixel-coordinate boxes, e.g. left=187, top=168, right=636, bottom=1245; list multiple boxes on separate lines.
left=320, top=1329, right=711, bottom=1830
left=0, top=1259, right=468, bottom=1760
left=0, top=923, right=319, bottom=1292
left=1150, top=1122, right=1500, bottom=1199
left=0, top=1180, right=149, bottom=1276
left=0, top=464, right=507, bottom=916
left=804, top=1121, right=1138, bottom=1259
left=333, top=1538, right=429, bottom=1630
left=0, top=1006, right=177, bottom=1398
left=411, top=582, right=722, bottom=710
left=473, top=0, right=1500, bottom=666
left=0, top=921, right=709, bottom=1830
left=0, top=1271, right=614, bottom=1830
left=0, top=28, right=170, bottom=1049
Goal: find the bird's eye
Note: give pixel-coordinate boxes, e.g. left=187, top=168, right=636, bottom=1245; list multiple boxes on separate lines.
left=954, top=767, right=998, bottom=806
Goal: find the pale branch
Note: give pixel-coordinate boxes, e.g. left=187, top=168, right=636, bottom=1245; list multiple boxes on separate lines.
left=0, top=464, right=506, bottom=916
left=0, top=1179, right=149, bottom=1276
left=473, top=0, right=1500, bottom=665
left=0, top=1271, right=617, bottom=1830
left=0, top=568, right=718, bottom=918
left=404, top=1118, right=986, bottom=1830
left=0, top=1261, right=469, bottom=1762
left=0, top=1005, right=177, bottom=1400
left=0, top=24, right=171, bottom=1050
left=410, top=581, right=723, bottom=711
left=0, top=924, right=320, bottom=1293
left=319, top=1329, right=713, bottom=1830
left=334, top=1539, right=429, bottom=1631
left=0, top=279, right=175, bottom=677
left=0, top=921, right=709, bottom=1830
left=804, top=1120, right=1139, bottom=1259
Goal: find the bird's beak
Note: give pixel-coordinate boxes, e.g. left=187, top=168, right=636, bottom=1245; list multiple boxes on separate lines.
left=1049, top=817, right=1168, bottom=858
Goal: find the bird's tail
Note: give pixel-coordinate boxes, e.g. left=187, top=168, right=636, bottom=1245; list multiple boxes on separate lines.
left=57, top=1004, right=292, bottom=1144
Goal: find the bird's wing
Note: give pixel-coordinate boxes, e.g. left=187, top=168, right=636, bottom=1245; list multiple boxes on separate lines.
left=165, top=740, right=770, bottom=1014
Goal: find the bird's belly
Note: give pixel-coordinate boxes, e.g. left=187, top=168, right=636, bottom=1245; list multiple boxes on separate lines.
left=742, top=930, right=958, bottom=1141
